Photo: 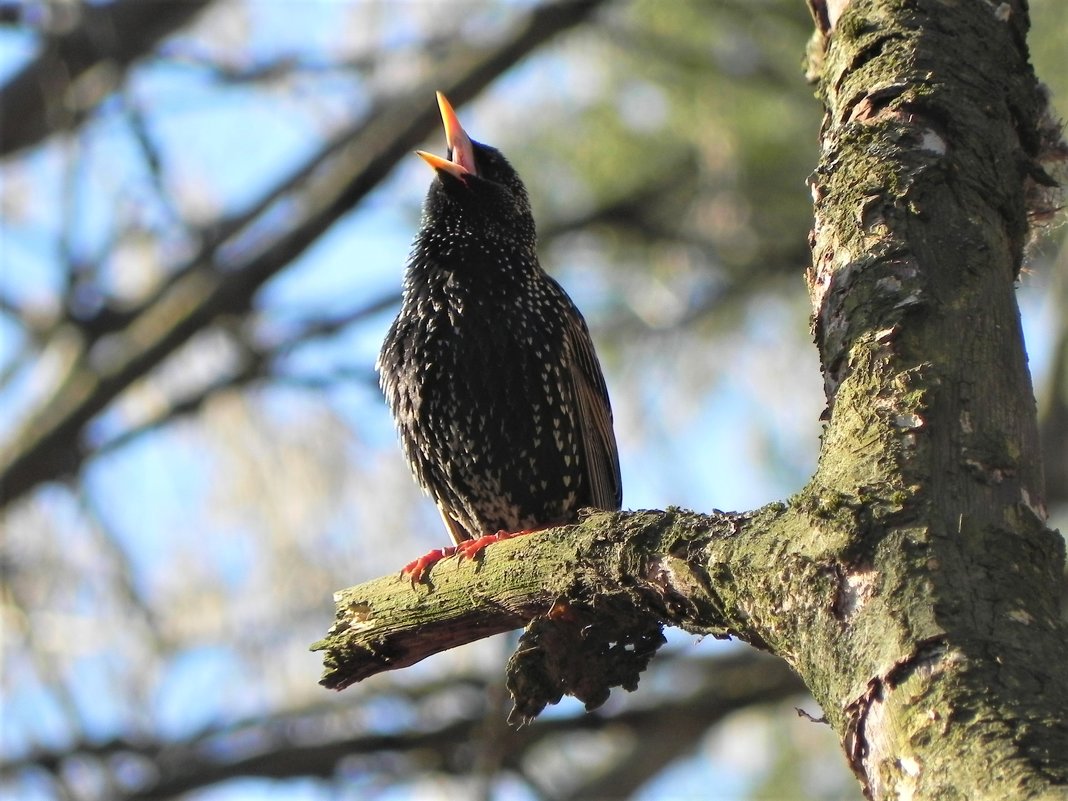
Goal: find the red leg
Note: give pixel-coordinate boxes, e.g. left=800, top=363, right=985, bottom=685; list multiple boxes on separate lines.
left=401, top=545, right=458, bottom=585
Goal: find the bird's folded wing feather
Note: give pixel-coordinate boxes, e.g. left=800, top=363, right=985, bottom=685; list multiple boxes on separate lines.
left=564, top=311, right=623, bottom=511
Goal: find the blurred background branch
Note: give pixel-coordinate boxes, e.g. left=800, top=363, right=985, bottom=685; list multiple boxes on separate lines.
left=2, top=653, right=804, bottom=801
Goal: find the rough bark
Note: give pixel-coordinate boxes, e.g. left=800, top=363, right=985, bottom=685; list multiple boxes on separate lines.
left=316, top=1, right=1068, bottom=798
left=805, top=1, right=1067, bottom=794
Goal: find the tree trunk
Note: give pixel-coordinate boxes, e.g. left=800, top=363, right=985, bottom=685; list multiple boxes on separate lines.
left=316, top=1, right=1068, bottom=798
left=800, top=1, right=1067, bottom=796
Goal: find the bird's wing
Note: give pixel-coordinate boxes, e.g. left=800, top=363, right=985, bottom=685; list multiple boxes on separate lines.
left=564, top=308, right=623, bottom=511
left=438, top=506, right=474, bottom=546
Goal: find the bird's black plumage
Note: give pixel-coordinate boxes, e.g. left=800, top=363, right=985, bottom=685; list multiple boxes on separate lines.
left=377, top=93, right=621, bottom=551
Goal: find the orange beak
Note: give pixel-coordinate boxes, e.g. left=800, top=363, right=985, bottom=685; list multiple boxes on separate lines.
left=416, top=92, right=476, bottom=181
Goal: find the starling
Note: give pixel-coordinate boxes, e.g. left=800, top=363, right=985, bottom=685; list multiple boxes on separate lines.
left=378, top=92, right=622, bottom=582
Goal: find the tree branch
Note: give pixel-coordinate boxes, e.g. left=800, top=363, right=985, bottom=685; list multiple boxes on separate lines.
left=3, top=653, right=802, bottom=800
left=313, top=509, right=752, bottom=692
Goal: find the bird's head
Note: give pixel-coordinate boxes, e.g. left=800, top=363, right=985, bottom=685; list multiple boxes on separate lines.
left=415, top=92, right=535, bottom=257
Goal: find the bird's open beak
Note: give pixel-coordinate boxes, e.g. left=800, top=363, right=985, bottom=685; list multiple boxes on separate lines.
left=416, top=92, right=476, bottom=181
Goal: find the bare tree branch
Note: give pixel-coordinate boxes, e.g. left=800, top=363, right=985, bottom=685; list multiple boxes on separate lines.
left=91, top=292, right=397, bottom=456
left=1, top=652, right=802, bottom=801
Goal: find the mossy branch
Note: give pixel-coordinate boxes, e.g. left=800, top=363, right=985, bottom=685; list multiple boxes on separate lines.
left=313, top=507, right=783, bottom=719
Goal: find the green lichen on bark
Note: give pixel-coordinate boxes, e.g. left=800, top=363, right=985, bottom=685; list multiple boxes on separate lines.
left=803, top=0, right=1068, bottom=797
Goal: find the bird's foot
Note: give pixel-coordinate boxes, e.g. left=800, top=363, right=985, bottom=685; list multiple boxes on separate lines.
left=401, top=545, right=459, bottom=585
left=454, top=528, right=533, bottom=562
left=402, top=529, right=538, bottom=585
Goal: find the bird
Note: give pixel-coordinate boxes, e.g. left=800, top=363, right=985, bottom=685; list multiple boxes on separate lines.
left=377, top=92, right=622, bottom=583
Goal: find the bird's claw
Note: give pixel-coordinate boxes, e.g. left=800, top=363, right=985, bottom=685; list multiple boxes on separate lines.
left=401, top=545, right=458, bottom=585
